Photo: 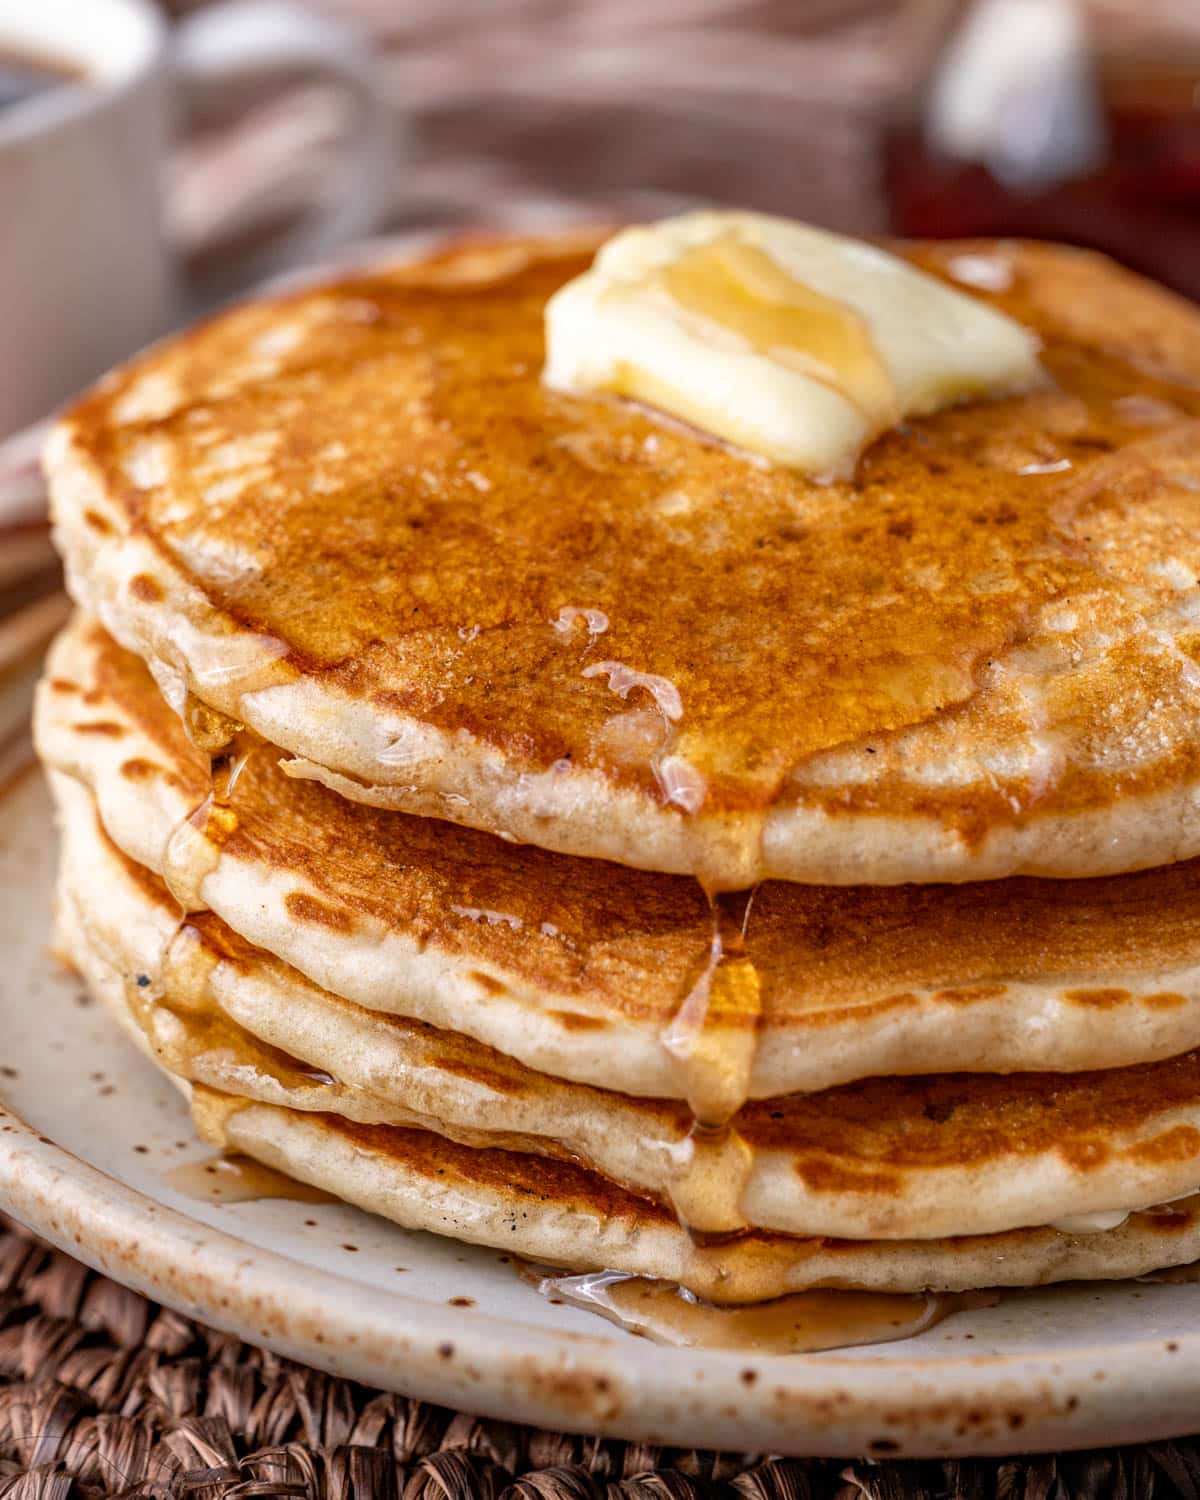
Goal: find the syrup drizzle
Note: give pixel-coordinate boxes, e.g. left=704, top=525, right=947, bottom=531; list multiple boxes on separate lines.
left=161, top=695, right=253, bottom=914
left=147, top=669, right=968, bottom=1359
left=520, top=1265, right=995, bottom=1353
left=657, top=233, right=898, bottom=432
left=586, top=653, right=765, bottom=1239
left=660, top=884, right=761, bottom=1238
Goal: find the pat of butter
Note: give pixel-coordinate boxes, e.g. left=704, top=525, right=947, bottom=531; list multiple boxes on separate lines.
left=544, top=211, right=1042, bottom=475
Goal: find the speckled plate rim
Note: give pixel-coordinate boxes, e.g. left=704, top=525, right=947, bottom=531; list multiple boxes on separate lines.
left=5, top=979, right=1200, bottom=1459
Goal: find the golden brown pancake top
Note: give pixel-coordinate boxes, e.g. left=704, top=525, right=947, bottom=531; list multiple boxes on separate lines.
left=61, top=235, right=1200, bottom=833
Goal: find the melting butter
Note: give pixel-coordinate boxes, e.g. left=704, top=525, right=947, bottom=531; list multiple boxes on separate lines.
left=661, top=235, right=898, bottom=432
left=544, top=211, right=1042, bottom=475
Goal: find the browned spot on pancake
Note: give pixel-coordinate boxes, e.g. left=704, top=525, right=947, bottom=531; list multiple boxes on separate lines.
left=1064, top=987, right=1133, bottom=1008
left=73, top=720, right=125, bottom=737
left=128, top=573, right=164, bottom=603
left=46, top=678, right=79, bottom=694
left=1141, top=1208, right=1194, bottom=1231
left=82, top=508, right=112, bottom=535
left=548, top=1009, right=609, bottom=1032
left=327, top=1114, right=675, bottom=1224
left=1059, top=1139, right=1110, bottom=1171
left=468, top=970, right=508, bottom=997
left=932, top=984, right=1008, bottom=1006
left=434, top=1055, right=527, bottom=1098
left=772, top=990, right=920, bottom=1032
left=793, top=1159, right=904, bottom=1196
left=90, top=821, right=177, bottom=915
left=1126, top=1125, right=1200, bottom=1166
left=1145, top=992, right=1188, bottom=1010
left=120, top=757, right=164, bottom=782
left=283, top=892, right=354, bottom=933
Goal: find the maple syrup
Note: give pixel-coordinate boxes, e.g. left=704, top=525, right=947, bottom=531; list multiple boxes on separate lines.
left=166, top=1152, right=337, bottom=1205
left=181, top=690, right=242, bottom=757
left=660, top=885, right=761, bottom=1238
left=886, top=54, right=1200, bottom=302
left=161, top=717, right=255, bottom=913
left=658, top=234, right=896, bottom=428
left=520, top=1265, right=995, bottom=1353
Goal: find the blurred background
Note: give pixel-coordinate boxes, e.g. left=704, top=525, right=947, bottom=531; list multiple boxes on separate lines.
left=160, top=0, right=1200, bottom=295
left=3, top=0, right=1200, bottom=768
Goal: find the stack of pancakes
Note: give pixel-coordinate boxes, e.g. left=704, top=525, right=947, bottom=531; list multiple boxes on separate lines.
left=32, top=231, right=1200, bottom=1321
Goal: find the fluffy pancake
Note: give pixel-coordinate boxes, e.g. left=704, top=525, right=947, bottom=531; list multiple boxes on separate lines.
left=46, top=860, right=1200, bottom=1297
left=51, top=766, right=1200, bottom=1243
left=37, top=615, right=1200, bottom=1101
left=47, top=232, right=1200, bottom=886
left=201, top=1106, right=1200, bottom=1300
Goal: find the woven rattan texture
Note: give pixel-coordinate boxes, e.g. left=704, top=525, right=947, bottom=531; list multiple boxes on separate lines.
left=1, top=1215, right=1199, bottom=1500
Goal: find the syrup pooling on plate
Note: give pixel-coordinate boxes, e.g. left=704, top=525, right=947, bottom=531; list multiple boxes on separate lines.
left=165, top=1152, right=337, bottom=1205
left=661, top=885, right=761, bottom=1237
left=521, top=1265, right=996, bottom=1353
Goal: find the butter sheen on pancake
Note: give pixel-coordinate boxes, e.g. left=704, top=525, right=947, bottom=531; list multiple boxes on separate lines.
left=46, top=233, right=1200, bottom=886
left=38, top=615, right=1200, bottom=1102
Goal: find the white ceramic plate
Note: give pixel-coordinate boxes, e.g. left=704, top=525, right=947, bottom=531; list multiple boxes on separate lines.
left=4, top=766, right=1200, bottom=1458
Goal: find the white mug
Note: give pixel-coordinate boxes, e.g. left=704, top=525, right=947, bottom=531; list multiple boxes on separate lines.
left=0, top=0, right=393, bottom=437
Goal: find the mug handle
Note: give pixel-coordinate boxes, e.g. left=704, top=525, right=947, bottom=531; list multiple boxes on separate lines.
left=172, top=0, right=394, bottom=300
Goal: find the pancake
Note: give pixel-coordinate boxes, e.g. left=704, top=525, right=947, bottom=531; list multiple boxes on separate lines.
left=46, top=863, right=1200, bottom=1298
left=37, top=614, right=1200, bottom=1102
left=51, top=766, right=1200, bottom=1244
left=46, top=231, right=1200, bottom=887
left=200, top=1105, right=1200, bottom=1301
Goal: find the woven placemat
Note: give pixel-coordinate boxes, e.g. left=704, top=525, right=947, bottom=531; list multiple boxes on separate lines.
left=1, top=1218, right=1199, bottom=1500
